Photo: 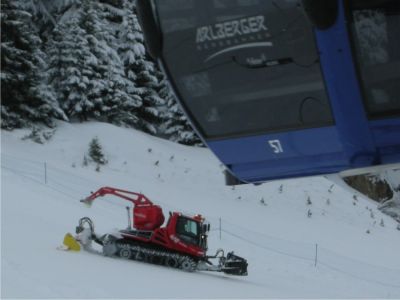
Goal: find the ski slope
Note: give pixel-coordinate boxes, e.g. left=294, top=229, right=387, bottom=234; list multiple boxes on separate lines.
left=2, top=121, right=400, bottom=298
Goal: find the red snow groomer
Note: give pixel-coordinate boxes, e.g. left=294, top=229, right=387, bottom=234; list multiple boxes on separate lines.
left=72, top=187, right=248, bottom=276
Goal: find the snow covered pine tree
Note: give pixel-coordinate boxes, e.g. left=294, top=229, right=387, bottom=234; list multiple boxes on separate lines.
left=1, top=0, right=66, bottom=130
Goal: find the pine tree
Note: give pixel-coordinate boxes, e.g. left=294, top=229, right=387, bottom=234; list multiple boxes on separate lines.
left=47, top=0, right=136, bottom=125
left=1, top=0, right=66, bottom=129
left=47, top=10, right=96, bottom=121
left=135, top=63, right=165, bottom=134
left=160, top=78, right=202, bottom=145
left=116, top=0, right=164, bottom=134
left=115, top=0, right=146, bottom=126
left=117, top=0, right=146, bottom=72
left=81, top=0, right=116, bottom=120
left=46, top=1, right=132, bottom=123
left=86, top=0, right=142, bottom=127
left=88, top=136, right=106, bottom=165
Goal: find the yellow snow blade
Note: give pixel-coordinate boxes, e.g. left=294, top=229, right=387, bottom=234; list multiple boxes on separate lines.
left=63, top=233, right=81, bottom=251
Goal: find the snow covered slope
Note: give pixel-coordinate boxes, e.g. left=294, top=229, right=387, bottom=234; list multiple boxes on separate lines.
left=2, top=121, right=400, bottom=298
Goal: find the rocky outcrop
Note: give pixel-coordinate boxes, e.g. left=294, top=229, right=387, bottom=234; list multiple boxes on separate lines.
left=344, top=168, right=400, bottom=223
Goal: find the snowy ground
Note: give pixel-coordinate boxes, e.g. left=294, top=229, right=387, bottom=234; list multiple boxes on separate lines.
left=2, top=121, right=400, bottom=299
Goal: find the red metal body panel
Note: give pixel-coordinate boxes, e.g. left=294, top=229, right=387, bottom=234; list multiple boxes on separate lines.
left=133, top=205, right=164, bottom=230
left=83, top=187, right=206, bottom=258
left=120, top=212, right=205, bottom=258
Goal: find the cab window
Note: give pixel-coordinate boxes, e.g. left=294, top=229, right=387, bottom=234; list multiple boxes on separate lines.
left=176, top=217, right=200, bottom=245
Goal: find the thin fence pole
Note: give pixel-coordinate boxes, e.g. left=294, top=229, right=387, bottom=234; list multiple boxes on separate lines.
left=219, top=217, right=222, bottom=240
left=315, top=243, right=318, bottom=267
left=44, top=162, right=47, bottom=184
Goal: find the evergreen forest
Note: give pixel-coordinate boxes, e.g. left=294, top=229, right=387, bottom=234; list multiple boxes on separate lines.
left=1, top=0, right=201, bottom=145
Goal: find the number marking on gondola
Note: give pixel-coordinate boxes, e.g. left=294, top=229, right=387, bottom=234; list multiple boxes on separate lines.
left=268, top=140, right=283, bottom=153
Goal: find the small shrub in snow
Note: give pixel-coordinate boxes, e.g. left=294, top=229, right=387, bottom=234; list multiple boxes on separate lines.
left=307, top=209, right=312, bottom=218
left=397, top=224, right=400, bottom=231
left=328, top=184, right=334, bottom=193
left=260, top=198, right=267, bottom=206
left=148, top=148, right=152, bottom=153
left=154, top=160, right=159, bottom=166
left=380, top=219, right=385, bottom=227
left=370, top=211, right=375, bottom=219
left=306, top=196, right=312, bottom=206
left=22, top=128, right=43, bottom=144
left=366, top=229, right=371, bottom=234
left=169, top=155, right=174, bottom=162
left=279, top=184, right=283, bottom=193
left=88, top=137, right=107, bottom=165
left=326, top=198, right=331, bottom=205
left=22, top=128, right=55, bottom=144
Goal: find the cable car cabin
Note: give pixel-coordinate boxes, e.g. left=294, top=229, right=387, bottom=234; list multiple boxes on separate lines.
left=137, top=0, right=400, bottom=183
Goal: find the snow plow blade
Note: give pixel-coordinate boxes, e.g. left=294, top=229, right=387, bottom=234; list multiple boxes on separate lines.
left=221, top=252, right=248, bottom=276
left=62, top=233, right=81, bottom=251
